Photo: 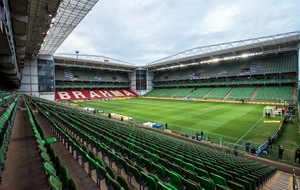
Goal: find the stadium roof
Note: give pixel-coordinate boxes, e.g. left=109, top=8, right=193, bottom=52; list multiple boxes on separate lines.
left=0, top=0, right=99, bottom=88
left=55, top=31, right=300, bottom=72
left=145, top=31, right=300, bottom=71
left=54, top=54, right=135, bottom=72
left=39, top=0, right=99, bottom=55
left=0, top=0, right=62, bottom=87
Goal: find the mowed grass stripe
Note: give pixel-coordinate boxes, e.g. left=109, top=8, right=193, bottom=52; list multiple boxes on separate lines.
left=77, top=98, right=278, bottom=144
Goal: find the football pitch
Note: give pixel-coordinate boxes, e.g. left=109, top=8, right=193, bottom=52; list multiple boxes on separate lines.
left=75, top=98, right=280, bottom=146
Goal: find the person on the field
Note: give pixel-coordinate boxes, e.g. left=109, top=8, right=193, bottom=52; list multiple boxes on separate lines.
left=250, top=147, right=257, bottom=155
left=165, top=122, right=168, bottom=129
left=196, top=132, right=199, bottom=140
left=207, top=137, right=212, bottom=144
left=245, top=142, right=251, bottom=152
left=295, top=148, right=300, bottom=163
left=267, top=136, right=272, bottom=150
left=278, top=146, right=284, bottom=159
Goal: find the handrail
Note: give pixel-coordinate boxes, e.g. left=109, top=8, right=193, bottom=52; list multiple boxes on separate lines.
left=294, top=169, right=299, bottom=190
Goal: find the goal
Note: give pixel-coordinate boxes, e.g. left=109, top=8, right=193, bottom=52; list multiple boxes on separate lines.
left=263, top=106, right=275, bottom=118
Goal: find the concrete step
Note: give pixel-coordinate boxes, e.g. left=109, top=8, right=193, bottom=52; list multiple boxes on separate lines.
left=263, top=171, right=293, bottom=190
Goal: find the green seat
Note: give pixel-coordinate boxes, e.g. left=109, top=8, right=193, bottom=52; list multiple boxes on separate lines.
left=131, top=164, right=145, bottom=190
left=124, top=163, right=134, bottom=183
left=184, top=162, right=195, bottom=172
left=164, top=183, right=177, bottom=190
left=183, top=178, right=200, bottom=190
left=215, top=165, right=226, bottom=173
left=68, top=178, right=78, bottom=190
left=43, top=162, right=56, bottom=177
left=142, top=171, right=157, bottom=190
left=216, top=184, right=232, bottom=190
left=157, top=181, right=174, bottom=190
left=236, top=178, right=252, bottom=190
left=219, top=171, right=233, bottom=182
left=54, top=156, right=62, bottom=172
left=142, top=157, right=155, bottom=174
left=38, top=144, right=47, bottom=153
left=195, top=168, right=210, bottom=178
left=95, top=156, right=105, bottom=167
left=153, top=163, right=167, bottom=182
left=151, top=153, right=159, bottom=164
left=117, top=175, right=130, bottom=190
left=166, top=170, right=183, bottom=190
left=211, top=173, right=227, bottom=186
left=96, top=165, right=107, bottom=187
left=106, top=173, right=123, bottom=190
left=228, top=181, right=245, bottom=190
left=48, top=175, right=61, bottom=190
left=227, top=171, right=240, bottom=179
left=45, top=137, right=57, bottom=144
left=82, top=145, right=88, bottom=153
left=173, top=158, right=183, bottom=166
left=240, top=176, right=256, bottom=190
left=193, top=161, right=206, bottom=170
left=198, top=176, right=215, bottom=190
left=207, top=166, right=219, bottom=175
left=182, top=168, right=196, bottom=181
left=169, top=162, right=181, bottom=174
left=105, top=165, right=116, bottom=179
left=88, top=151, right=95, bottom=160
left=41, top=152, right=51, bottom=162
left=134, top=153, right=143, bottom=167
left=60, top=165, right=70, bottom=189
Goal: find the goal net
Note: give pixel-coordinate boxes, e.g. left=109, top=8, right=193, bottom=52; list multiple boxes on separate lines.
left=263, top=106, right=275, bottom=118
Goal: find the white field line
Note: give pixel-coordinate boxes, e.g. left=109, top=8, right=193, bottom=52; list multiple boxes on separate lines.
left=235, top=116, right=264, bottom=145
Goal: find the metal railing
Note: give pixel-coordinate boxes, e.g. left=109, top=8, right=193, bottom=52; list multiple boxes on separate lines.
left=293, top=169, right=298, bottom=190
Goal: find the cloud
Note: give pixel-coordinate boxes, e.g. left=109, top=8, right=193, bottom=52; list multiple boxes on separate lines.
left=56, top=0, right=300, bottom=65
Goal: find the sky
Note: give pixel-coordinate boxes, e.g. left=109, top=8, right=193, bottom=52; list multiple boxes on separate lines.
left=56, top=0, right=300, bottom=65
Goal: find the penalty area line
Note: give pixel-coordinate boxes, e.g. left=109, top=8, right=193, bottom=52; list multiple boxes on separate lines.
left=235, top=116, right=264, bottom=145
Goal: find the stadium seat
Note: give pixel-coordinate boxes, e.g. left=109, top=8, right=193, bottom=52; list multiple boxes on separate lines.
left=227, top=181, right=245, bottom=190
left=48, top=175, right=62, bottom=190
left=117, top=175, right=130, bottom=190
left=197, top=176, right=215, bottom=190
left=211, top=173, right=227, bottom=186
left=183, top=178, right=201, bottom=190
left=142, top=171, right=158, bottom=190
left=68, top=178, right=78, bottom=190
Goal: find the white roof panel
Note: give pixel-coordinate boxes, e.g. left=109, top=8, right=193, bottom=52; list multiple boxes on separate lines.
left=39, top=0, right=99, bottom=54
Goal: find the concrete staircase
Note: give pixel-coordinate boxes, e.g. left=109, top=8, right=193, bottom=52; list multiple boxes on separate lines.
left=203, top=89, right=213, bottom=99
left=250, top=87, right=260, bottom=101
left=292, top=86, right=298, bottom=103
left=262, top=171, right=293, bottom=190
left=224, top=88, right=234, bottom=99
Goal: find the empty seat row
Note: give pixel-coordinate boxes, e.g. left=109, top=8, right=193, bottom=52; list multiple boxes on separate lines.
left=24, top=97, right=78, bottom=190
left=0, top=95, right=19, bottom=183
left=26, top=95, right=277, bottom=190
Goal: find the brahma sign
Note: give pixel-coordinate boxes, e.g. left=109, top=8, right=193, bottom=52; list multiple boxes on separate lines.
left=55, top=89, right=138, bottom=100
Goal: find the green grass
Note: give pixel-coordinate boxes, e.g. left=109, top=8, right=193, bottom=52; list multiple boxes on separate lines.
left=75, top=98, right=280, bottom=146
left=260, top=117, right=300, bottom=166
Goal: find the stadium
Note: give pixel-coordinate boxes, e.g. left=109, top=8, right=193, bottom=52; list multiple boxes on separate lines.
left=0, top=0, right=299, bottom=190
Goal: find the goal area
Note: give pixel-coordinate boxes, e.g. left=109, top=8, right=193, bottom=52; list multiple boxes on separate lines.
left=263, top=106, right=275, bottom=118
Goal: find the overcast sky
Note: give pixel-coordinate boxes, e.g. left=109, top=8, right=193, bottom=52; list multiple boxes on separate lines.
left=56, top=0, right=300, bottom=65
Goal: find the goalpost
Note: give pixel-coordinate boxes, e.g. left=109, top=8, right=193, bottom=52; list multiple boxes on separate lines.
left=263, top=106, right=276, bottom=118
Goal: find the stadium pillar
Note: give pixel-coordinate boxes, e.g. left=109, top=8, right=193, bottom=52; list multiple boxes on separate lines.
left=18, top=55, right=55, bottom=100
left=298, top=50, right=300, bottom=119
